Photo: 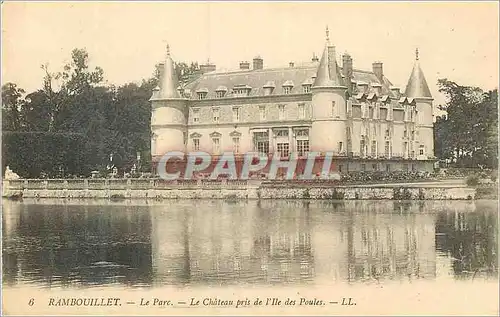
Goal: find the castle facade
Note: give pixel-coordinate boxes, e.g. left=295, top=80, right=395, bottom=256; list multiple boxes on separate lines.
left=150, top=32, right=435, bottom=176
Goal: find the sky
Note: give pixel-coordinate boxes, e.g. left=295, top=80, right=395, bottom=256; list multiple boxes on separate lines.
left=2, top=1, right=499, bottom=107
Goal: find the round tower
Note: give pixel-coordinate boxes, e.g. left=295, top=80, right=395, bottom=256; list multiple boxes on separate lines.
left=150, top=45, right=188, bottom=170
left=404, top=48, right=434, bottom=160
left=310, top=38, right=347, bottom=154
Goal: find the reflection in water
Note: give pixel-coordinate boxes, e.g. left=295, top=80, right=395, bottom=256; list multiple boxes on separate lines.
left=2, top=200, right=498, bottom=289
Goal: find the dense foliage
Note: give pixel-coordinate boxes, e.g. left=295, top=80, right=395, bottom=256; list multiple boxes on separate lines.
left=434, top=79, right=498, bottom=168
left=2, top=48, right=200, bottom=178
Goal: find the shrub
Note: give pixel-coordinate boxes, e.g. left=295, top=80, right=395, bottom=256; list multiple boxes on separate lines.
left=302, top=188, right=311, bottom=199
left=491, top=172, right=498, bottom=183
left=393, top=187, right=413, bottom=200
left=466, top=175, right=480, bottom=187
left=109, top=193, right=125, bottom=200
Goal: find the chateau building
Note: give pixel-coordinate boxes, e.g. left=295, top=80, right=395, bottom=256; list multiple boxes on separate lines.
left=150, top=30, right=436, bottom=175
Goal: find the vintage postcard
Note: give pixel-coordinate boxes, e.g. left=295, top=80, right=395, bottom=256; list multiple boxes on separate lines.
left=1, top=1, right=499, bottom=316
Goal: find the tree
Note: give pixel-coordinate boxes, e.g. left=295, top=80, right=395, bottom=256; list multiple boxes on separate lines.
left=435, top=79, right=498, bottom=168
left=2, top=83, right=24, bottom=131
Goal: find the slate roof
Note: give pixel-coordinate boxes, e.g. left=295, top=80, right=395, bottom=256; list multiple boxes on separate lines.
left=404, top=59, right=432, bottom=98
left=183, top=63, right=397, bottom=99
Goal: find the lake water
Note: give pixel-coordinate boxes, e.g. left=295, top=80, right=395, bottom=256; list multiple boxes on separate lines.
left=2, top=199, right=498, bottom=315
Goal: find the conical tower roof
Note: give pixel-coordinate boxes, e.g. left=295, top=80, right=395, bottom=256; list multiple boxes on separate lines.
left=159, top=44, right=181, bottom=99
left=313, top=43, right=345, bottom=88
left=404, top=49, right=432, bottom=98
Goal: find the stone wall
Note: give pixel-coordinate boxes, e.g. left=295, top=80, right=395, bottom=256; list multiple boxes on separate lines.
left=3, top=178, right=476, bottom=200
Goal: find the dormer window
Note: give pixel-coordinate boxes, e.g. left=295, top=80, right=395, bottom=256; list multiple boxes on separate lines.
left=282, top=80, right=294, bottom=95
left=215, top=86, right=227, bottom=98
left=303, top=85, right=311, bottom=93
left=232, top=85, right=251, bottom=97
left=263, top=81, right=275, bottom=96
left=196, top=88, right=208, bottom=100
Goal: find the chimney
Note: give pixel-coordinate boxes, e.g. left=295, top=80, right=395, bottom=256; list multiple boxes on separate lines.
left=200, top=61, right=216, bottom=73
left=342, top=53, right=353, bottom=94
left=372, top=61, right=383, bottom=81
left=239, top=61, right=250, bottom=70
left=289, top=62, right=295, bottom=68
left=312, top=53, right=319, bottom=62
left=253, top=56, right=263, bottom=70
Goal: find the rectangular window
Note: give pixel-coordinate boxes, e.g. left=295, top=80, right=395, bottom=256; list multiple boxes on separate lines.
left=212, top=138, right=220, bottom=154
left=338, top=142, right=343, bottom=153
left=192, top=108, right=200, bottom=123
left=296, top=140, right=309, bottom=157
left=232, top=107, right=240, bottom=122
left=411, top=130, right=415, bottom=140
left=385, top=129, right=390, bottom=138
left=385, top=141, right=391, bottom=157
left=419, top=145, right=425, bottom=156
left=232, top=137, right=240, bottom=154
left=403, top=142, right=408, bottom=157
left=332, top=101, right=336, bottom=117
left=277, top=143, right=290, bottom=157
left=278, top=104, right=285, bottom=120
left=360, top=136, right=366, bottom=157
left=275, top=129, right=288, bottom=137
left=193, top=139, right=200, bottom=151
left=298, top=103, right=305, bottom=119
left=259, top=106, right=266, bottom=121
left=212, top=107, right=220, bottom=123
left=371, top=141, right=377, bottom=157
left=254, top=132, right=269, bottom=154
left=338, top=165, right=343, bottom=173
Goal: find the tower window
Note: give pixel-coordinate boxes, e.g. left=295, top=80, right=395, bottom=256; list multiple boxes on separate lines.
left=371, top=141, right=377, bottom=157
left=419, top=145, right=425, bottom=156
left=332, top=101, right=336, bottom=117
